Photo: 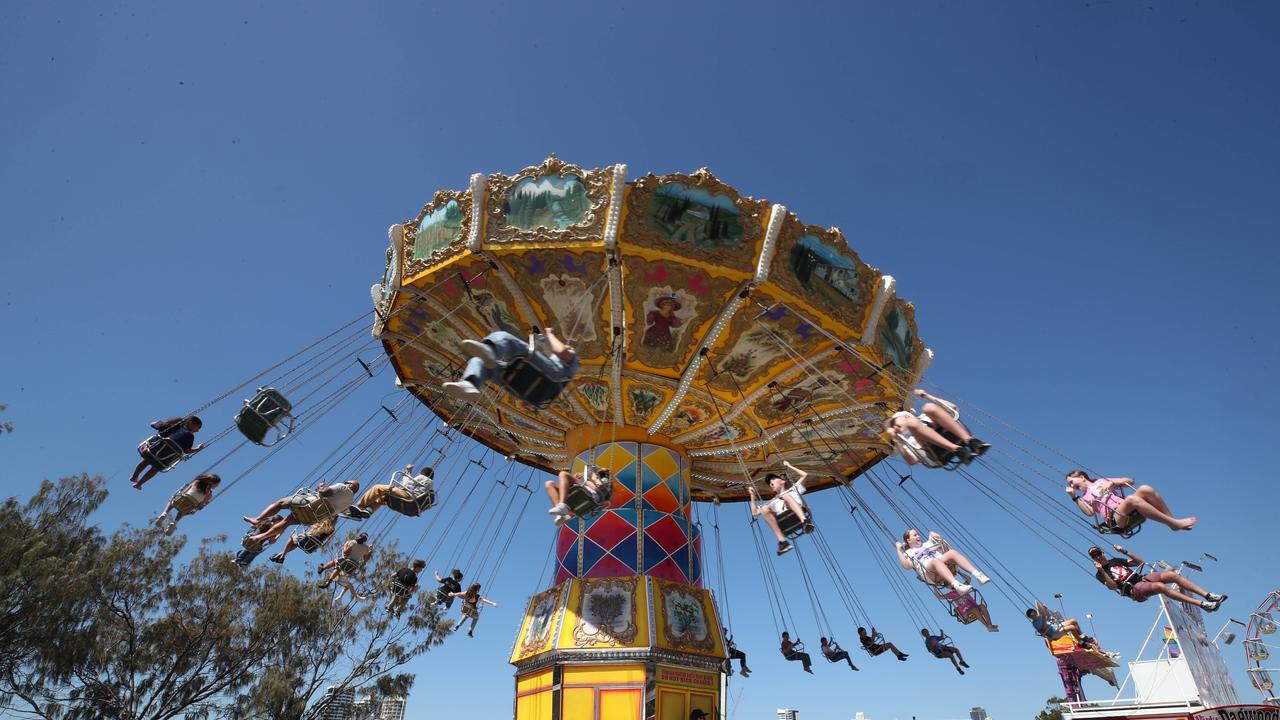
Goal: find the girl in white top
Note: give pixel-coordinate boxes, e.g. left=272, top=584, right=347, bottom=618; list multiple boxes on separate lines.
left=748, top=461, right=812, bottom=556
left=154, top=473, right=221, bottom=535
left=896, top=528, right=991, bottom=596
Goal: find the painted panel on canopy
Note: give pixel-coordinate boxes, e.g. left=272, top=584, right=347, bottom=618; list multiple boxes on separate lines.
left=751, top=349, right=892, bottom=425
left=684, top=416, right=752, bottom=449
left=484, top=157, right=611, bottom=245
left=416, top=255, right=531, bottom=341
left=704, top=292, right=827, bottom=394
left=385, top=333, right=463, bottom=388
left=621, top=376, right=673, bottom=428
left=620, top=254, right=738, bottom=374
left=497, top=407, right=563, bottom=443
left=403, top=188, right=475, bottom=280
left=570, top=376, right=612, bottom=425
left=655, top=391, right=717, bottom=439
left=385, top=301, right=470, bottom=376
left=769, top=216, right=881, bottom=335
left=622, top=169, right=768, bottom=277
left=876, top=299, right=923, bottom=381
left=503, top=249, right=611, bottom=361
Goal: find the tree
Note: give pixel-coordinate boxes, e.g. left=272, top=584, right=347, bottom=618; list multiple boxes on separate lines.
left=0, top=402, right=12, bottom=434
left=1035, top=696, right=1067, bottom=720
left=0, top=475, right=452, bottom=720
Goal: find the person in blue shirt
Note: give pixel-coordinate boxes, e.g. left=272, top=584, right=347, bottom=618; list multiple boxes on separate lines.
left=922, top=628, right=969, bottom=675
left=1026, top=601, right=1088, bottom=644
left=442, top=327, right=579, bottom=403
left=130, top=416, right=204, bottom=489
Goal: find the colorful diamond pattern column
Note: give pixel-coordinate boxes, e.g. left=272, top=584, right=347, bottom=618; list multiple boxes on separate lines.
left=556, top=441, right=698, bottom=585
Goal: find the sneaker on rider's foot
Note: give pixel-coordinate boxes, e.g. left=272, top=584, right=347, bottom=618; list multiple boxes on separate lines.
left=1205, top=592, right=1227, bottom=604
left=1202, top=599, right=1222, bottom=612
left=952, top=583, right=973, bottom=596
left=553, top=514, right=569, bottom=527
left=802, top=520, right=815, bottom=534
left=973, top=571, right=991, bottom=584
left=343, top=506, right=373, bottom=520
left=968, top=437, right=991, bottom=456
left=957, top=446, right=976, bottom=465
left=460, top=339, right=497, bottom=368
left=442, top=380, right=481, bottom=402
left=777, top=540, right=794, bottom=556
left=548, top=503, right=571, bottom=516
left=164, top=521, right=177, bottom=536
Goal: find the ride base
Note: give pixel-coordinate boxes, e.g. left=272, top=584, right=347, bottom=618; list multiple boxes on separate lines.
left=510, top=438, right=726, bottom=720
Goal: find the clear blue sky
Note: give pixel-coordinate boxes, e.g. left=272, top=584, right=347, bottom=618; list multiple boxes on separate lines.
left=3, top=2, right=1278, bottom=719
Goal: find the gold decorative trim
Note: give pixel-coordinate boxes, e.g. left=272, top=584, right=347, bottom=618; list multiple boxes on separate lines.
left=485, top=155, right=611, bottom=246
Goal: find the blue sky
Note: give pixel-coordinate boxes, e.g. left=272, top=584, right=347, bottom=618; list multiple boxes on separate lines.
left=2, top=2, right=1279, bottom=719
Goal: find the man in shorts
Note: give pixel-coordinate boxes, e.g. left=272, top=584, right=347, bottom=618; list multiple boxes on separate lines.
left=1088, top=544, right=1226, bottom=610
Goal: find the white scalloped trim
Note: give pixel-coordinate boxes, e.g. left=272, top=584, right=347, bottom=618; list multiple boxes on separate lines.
left=860, top=275, right=896, bottom=346
left=752, top=203, right=786, bottom=287
left=466, top=173, right=486, bottom=253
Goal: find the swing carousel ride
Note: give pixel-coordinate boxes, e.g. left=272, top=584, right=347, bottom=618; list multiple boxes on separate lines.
left=371, top=156, right=926, bottom=717
left=134, top=156, right=1255, bottom=720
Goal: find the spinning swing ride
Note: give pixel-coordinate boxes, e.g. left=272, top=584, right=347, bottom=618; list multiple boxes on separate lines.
left=133, top=155, right=1253, bottom=720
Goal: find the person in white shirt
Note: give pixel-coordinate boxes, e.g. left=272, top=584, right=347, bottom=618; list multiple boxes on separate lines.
left=318, top=532, right=374, bottom=602
left=896, top=528, right=991, bottom=596
left=344, top=464, right=435, bottom=520
left=242, top=480, right=360, bottom=544
left=748, top=461, right=812, bottom=556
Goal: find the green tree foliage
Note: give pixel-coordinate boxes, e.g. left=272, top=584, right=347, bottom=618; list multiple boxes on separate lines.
left=0, top=402, right=12, bottom=434
left=1035, top=696, right=1067, bottom=720
left=0, top=475, right=452, bottom=720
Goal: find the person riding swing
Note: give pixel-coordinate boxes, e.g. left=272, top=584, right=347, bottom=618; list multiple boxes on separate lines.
left=442, top=326, right=579, bottom=407
left=129, top=416, right=205, bottom=489
left=546, top=466, right=612, bottom=525
left=885, top=389, right=989, bottom=469
left=1087, top=544, right=1226, bottom=610
left=820, top=637, right=859, bottom=671
left=858, top=626, right=908, bottom=661
left=748, top=461, right=813, bottom=556
left=1065, top=470, right=1196, bottom=535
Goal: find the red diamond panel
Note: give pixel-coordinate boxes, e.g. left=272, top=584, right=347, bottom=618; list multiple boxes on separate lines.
left=585, top=511, right=636, bottom=552
left=647, top=556, right=688, bottom=584
left=645, top=514, right=687, bottom=556
left=556, top=524, right=577, bottom=558
left=583, top=553, right=635, bottom=579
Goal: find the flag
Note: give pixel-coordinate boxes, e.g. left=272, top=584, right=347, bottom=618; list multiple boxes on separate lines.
left=1164, top=627, right=1180, bottom=658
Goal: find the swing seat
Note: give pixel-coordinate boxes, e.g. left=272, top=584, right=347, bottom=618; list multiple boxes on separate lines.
left=1098, top=512, right=1145, bottom=539
left=1245, top=639, right=1270, bottom=662
left=775, top=504, right=815, bottom=539
left=168, top=492, right=202, bottom=516
left=389, top=581, right=414, bottom=599
left=235, top=387, right=296, bottom=447
left=241, top=534, right=266, bottom=553
left=335, top=557, right=363, bottom=575
left=501, top=356, right=567, bottom=409
left=1048, top=635, right=1118, bottom=672
left=895, top=433, right=963, bottom=470
left=938, top=584, right=987, bottom=625
left=384, top=471, right=436, bottom=517
left=293, top=531, right=327, bottom=554
left=823, top=641, right=847, bottom=662
left=138, top=435, right=190, bottom=473
left=861, top=633, right=887, bottom=655
left=286, top=488, right=336, bottom=525
left=565, top=478, right=614, bottom=519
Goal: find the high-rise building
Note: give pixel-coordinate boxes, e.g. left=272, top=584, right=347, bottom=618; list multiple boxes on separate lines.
left=316, top=686, right=356, bottom=720
left=350, top=697, right=380, bottom=720
left=378, top=697, right=407, bottom=720
left=778, top=710, right=799, bottom=720
left=970, top=707, right=989, bottom=720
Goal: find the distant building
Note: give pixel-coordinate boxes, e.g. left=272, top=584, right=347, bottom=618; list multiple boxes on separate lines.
left=379, top=697, right=407, bottom=720
left=778, top=710, right=799, bottom=720
left=854, top=712, right=869, bottom=720
left=316, top=686, right=356, bottom=720
left=971, top=707, right=989, bottom=720
left=351, top=697, right=379, bottom=720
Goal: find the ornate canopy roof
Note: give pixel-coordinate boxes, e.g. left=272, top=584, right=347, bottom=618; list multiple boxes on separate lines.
left=374, top=156, right=931, bottom=502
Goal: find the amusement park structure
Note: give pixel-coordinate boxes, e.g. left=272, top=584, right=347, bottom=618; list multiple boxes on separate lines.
left=371, top=156, right=928, bottom=719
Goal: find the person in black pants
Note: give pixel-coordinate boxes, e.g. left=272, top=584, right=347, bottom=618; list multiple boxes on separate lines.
left=724, top=635, right=751, bottom=677
left=820, top=637, right=859, bottom=671
left=780, top=631, right=813, bottom=673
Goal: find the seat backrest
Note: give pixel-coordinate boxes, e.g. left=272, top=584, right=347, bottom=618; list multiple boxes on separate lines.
left=502, top=358, right=564, bottom=406
left=895, top=433, right=944, bottom=468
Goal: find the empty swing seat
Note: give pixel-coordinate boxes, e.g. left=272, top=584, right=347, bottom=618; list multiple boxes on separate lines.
left=138, top=435, right=190, bottom=473
left=235, top=387, right=296, bottom=446
left=286, top=488, right=337, bottom=525
left=775, top=504, right=816, bottom=539
left=501, top=357, right=566, bottom=408
left=384, top=472, right=436, bottom=517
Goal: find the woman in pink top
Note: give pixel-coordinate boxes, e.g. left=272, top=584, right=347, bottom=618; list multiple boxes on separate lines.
left=1065, top=470, right=1196, bottom=532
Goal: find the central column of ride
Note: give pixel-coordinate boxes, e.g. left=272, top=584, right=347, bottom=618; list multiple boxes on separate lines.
left=510, top=428, right=726, bottom=720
